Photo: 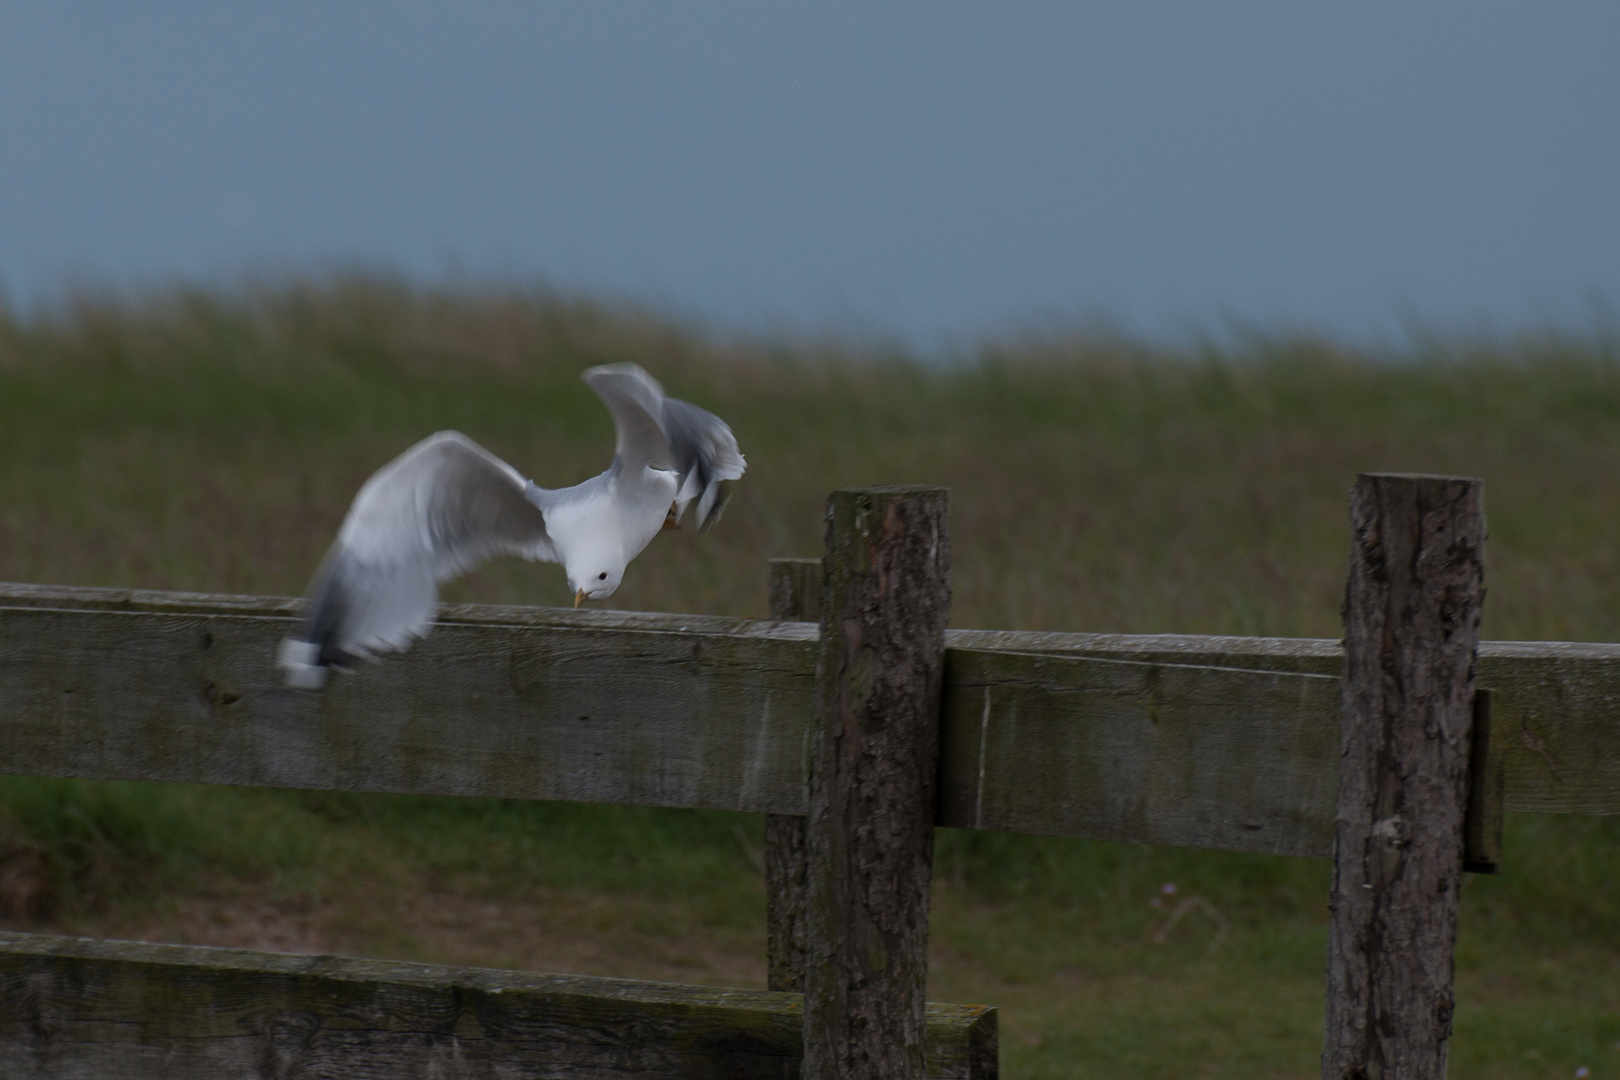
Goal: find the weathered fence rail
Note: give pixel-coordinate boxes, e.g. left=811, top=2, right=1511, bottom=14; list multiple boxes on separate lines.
left=1, top=586, right=1614, bottom=848
left=0, top=931, right=996, bottom=1080
left=1, top=475, right=1617, bottom=1078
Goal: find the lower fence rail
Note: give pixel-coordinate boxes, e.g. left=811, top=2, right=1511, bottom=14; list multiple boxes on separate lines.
left=0, top=931, right=997, bottom=1080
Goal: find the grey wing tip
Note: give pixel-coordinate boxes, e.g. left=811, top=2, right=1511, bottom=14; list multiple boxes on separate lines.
left=582, top=362, right=664, bottom=398
left=694, top=480, right=734, bottom=533
left=581, top=361, right=651, bottom=379
left=278, top=638, right=331, bottom=690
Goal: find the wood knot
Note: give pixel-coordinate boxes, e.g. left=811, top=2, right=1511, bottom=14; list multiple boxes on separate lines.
left=202, top=681, right=241, bottom=708
left=1370, top=815, right=1407, bottom=848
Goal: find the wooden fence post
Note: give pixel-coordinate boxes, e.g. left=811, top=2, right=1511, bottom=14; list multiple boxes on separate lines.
left=766, top=556, right=824, bottom=993
left=803, top=487, right=952, bottom=1080
left=1324, top=473, right=1485, bottom=1080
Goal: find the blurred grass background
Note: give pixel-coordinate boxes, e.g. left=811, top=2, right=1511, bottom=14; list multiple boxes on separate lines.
left=0, top=276, right=1616, bottom=1077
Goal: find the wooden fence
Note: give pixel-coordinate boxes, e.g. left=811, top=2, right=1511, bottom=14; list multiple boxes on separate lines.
left=0, top=474, right=1616, bottom=1078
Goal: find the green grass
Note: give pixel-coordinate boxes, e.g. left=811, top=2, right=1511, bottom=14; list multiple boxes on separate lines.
left=1, top=276, right=1618, bottom=1077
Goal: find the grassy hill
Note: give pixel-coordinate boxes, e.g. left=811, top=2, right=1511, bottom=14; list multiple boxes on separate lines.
left=0, top=278, right=1616, bottom=1077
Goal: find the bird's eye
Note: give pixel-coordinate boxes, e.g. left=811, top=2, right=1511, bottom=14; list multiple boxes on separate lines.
left=598, top=572, right=608, bottom=580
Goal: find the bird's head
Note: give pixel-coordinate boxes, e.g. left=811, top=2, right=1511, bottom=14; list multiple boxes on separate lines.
left=568, top=563, right=624, bottom=607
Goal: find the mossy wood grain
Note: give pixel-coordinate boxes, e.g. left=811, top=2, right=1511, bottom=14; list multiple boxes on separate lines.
left=1470, top=640, right=1620, bottom=816
left=0, top=583, right=1615, bottom=838
left=0, top=931, right=997, bottom=1080
left=937, top=649, right=1344, bottom=857
left=0, top=583, right=817, bottom=815
left=939, top=633, right=1620, bottom=822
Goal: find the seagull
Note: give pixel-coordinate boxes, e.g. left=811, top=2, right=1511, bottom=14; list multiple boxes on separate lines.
left=277, top=363, right=745, bottom=689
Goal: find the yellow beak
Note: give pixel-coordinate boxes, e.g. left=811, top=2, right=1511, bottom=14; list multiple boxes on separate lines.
left=574, top=588, right=587, bottom=608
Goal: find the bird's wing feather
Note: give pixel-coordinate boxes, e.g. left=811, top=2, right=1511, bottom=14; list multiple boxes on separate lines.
left=282, top=432, right=552, bottom=683
left=582, top=362, right=746, bottom=530
left=582, top=364, right=675, bottom=472
left=661, top=396, right=747, bottom=531
left=338, top=431, right=553, bottom=578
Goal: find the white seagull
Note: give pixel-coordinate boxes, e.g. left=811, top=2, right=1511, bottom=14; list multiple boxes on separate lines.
left=277, top=363, right=745, bottom=689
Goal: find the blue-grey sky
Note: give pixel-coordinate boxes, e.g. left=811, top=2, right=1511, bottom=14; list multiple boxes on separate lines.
left=1, top=4, right=1615, bottom=348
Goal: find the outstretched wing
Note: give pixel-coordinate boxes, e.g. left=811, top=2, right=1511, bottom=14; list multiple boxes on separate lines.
left=279, top=431, right=552, bottom=688
left=582, top=363, right=746, bottom=531
left=581, top=364, right=675, bottom=472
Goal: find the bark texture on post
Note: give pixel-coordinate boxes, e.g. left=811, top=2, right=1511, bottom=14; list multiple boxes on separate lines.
left=1324, top=473, right=1485, bottom=1080
left=804, top=487, right=951, bottom=1080
left=766, top=557, right=824, bottom=993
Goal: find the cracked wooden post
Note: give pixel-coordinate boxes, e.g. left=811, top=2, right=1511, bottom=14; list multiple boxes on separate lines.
left=1324, top=473, right=1485, bottom=1080
left=803, top=487, right=951, bottom=1080
left=765, top=556, right=823, bottom=992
